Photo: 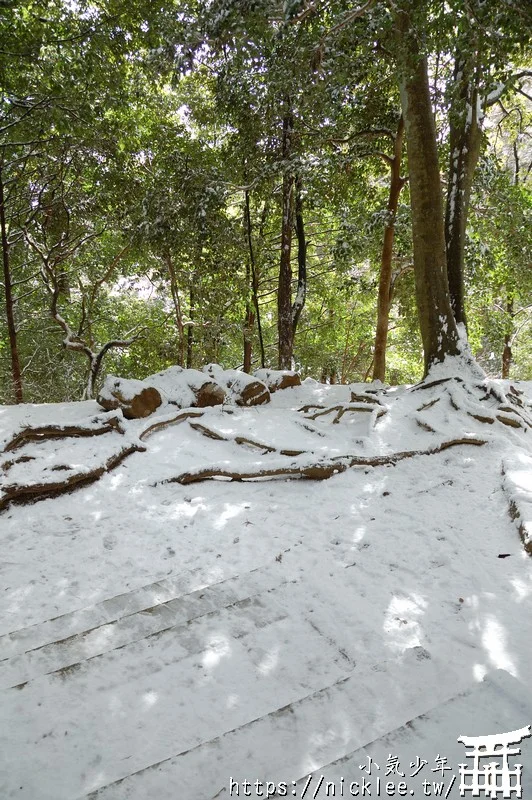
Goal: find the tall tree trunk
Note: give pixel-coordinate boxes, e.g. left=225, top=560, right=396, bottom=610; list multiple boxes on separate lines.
left=444, top=57, right=483, bottom=330
left=277, top=106, right=295, bottom=370
left=502, top=297, right=514, bottom=379
left=0, top=164, right=23, bottom=403
left=187, top=281, right=195, bottom=369
left=373, top=115, right=406, bottom=383
left=243, top=267, right=253, bottom=373
left=394, top=4, right=460, bottom=376
left=243, top=189, right=265, bottom=371
left=165, top=253, right=185, bottom=367
left=291, top=174, right=307, bottom=337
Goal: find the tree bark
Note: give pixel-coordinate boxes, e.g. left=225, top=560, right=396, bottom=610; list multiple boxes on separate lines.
left=394, top=4, right=460, bottom=375
left=502, top=298, right=514, bottom=379
left=373, top=115, right=405, bottom=382
left=291, top=174, right=307, bottom=336
left=444, top=56, right=483, bottom=330
left=243, top=189, right=265, bottom=371
left=278, top=106, right=295, bottom=370
left=0, top=163, right=23, bottom=403
left=187, top=281, right=195, bottom=369
left=165, top=253, right=185, bottom=367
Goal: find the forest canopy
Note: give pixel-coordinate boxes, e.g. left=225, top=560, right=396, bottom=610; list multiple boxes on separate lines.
left=1, top=0, right=531, bottom=403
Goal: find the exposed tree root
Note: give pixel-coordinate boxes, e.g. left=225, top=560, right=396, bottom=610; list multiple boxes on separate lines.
left=3, top=416, right=124, bottom=453
left=297, top=404, right=326, bottom=413
left=0, top=442, right=145, bottom=511
left=188, top=422, right=226, bottom=440
left=416, top=397, right=440, bottom=412
left=496, top=414, right=523, bottom=429
left=415, top=418, right=436, bottom=433
left=411, top=376, right=464, bottom=392
left=2, top=454, right=36, bottom=473
left=139, top=409, right=205, bottom=441
left=302, top=403, right=387, bottom=423
left=350, top=392, right=385, bottom=406
left=168, top=437, right=487, bottom=486
left=234, top=436, right=303, bottom=456
left=189, top=420, right=305, bottom=456
left=468, top=412, right=495, bottom=425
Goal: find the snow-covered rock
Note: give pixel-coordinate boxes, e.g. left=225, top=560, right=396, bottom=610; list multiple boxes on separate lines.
left=203, top=364, right=270, bottom=406
left=253, top=368, right=301, bottom=392
left=97, top=376, right=162, bottom=419
left=147, top=366, right=226, bottom=408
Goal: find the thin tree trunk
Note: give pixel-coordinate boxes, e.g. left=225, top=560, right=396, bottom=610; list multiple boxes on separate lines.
left=394, top=4, right=460, bottom=376
left=187, top=281, right=195, bottom=369
left=243, top=270, right=253, bottom=373
left=444, top=56, right=483, bottom=330
left=291, top=174, right=307, bottom=337
left=243, top=189, right=265, bottom=371
left=0, top=163, right=23, bottom=403
left=165, top=253, right=185, bottom=367
left=373, top=115, right=405, bottom=382
left=502, top=297, right=514, bottom=379
left=278, top=105, right=295, bottom=370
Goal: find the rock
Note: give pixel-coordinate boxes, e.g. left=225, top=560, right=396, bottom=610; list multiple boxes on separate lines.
left=254, top=368, right=301, bottom=392
left=194, top=380, right=226, bottom=407
left=232, top=376, right=270, bottom=406
left=97, top=377, right=162, bottom=419
left=146, top=366, right=226, bottom=408
left=203, top=364, right=270, bottom=406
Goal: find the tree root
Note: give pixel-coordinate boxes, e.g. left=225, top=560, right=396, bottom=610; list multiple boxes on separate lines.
left=496, top=414, right=523, bottom=429
left=167, top=437, right=487, bottom=486
left=411, top=376, right=464, bottom=392
left=2, top=454, right=36, bottom=473
left=139, top=409, right=205, bottom=441
left=0, top=442, right=145, bottom=511
left=416, top=397, right=440, bottom=412
left=350, top=392, right=385, bottom=406
left=3, top=415, right=124, bottom=453
left=303, top=403, right=387, bottom=423
left=188, top=422, right=226, bottom=440
left=415, top=418, right=436, bottom=433
left=468, top=412, right=495, bottom=424
left=189, top=420, right=305, bottom=456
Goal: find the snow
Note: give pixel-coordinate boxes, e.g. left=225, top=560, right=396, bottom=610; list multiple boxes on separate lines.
left=0, top=377, right=532, bottom=799
left=148, top=365, right=212, bottom=408
left=99, top=376, right=151, bottom=403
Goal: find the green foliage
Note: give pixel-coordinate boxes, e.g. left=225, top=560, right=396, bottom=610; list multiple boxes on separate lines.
left=0, top=0, right=531, bottom=403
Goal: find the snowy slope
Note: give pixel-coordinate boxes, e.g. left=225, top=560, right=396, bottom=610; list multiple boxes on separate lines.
left=0, top=378, right=531, bottom=799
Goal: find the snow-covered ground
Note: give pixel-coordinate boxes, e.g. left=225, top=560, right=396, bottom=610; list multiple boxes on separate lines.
left=1, top=378, right=532, bottom=799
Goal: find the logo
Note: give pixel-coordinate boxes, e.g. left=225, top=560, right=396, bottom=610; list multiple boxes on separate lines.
left=457, top=726, right=531, bottom=798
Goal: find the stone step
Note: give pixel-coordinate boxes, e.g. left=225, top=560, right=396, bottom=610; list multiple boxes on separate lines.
left=0, top=546, right=302, bottom=661
left=292, top=669, right=532, bottom=799
left=0, top=577, right=357, bottom=799
left=0, top=564, right=297, bottom=689
left=81, top=646, right=461, bottom=800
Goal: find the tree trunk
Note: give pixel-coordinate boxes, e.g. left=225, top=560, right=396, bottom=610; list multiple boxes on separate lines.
left=373, top=115, right=405, bottom=383
left=502, top=337, right=512, bottom=380
left=277, top=107, right=295, bottom=370
left=165, top=253, right=185, bottom=367
left=243, top=189, right=265, bottom=371
left=444, top=57, right=483, bottom=330
left=0, top=164, right=23, bottom=403
left=502, top=298, right=514, bottom=379
left=394, top=4, right=460, bottom=376
left=187, top=281, right=195, bottom=369
left=291, top=174, right=307, bottom=337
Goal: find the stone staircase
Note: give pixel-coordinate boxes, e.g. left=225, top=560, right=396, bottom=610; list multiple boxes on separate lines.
left=1, top=560, right=529, bottom=800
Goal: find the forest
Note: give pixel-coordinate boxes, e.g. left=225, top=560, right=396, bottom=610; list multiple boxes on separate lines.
left=1, top=0, right=531, bottom=404
left=2, top=4, right=532, bottom=799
